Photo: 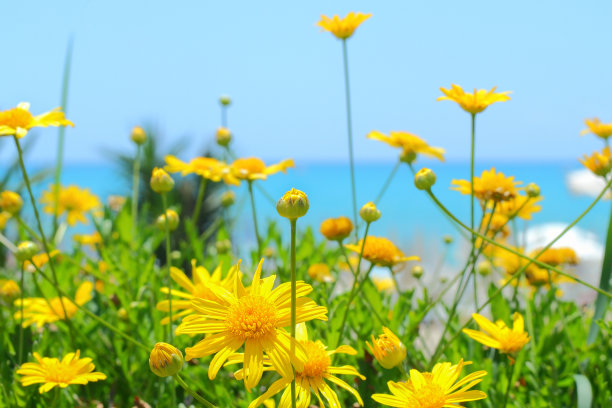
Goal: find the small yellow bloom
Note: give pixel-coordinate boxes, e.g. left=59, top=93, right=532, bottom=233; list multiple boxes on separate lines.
left=372, top=277, right=395, bottom=293
left=149, top=342, right=183, bottom=377
left=366, top=327, right=406, bottom=369
left=24, top=250, right=61, bottom=273
left=16, top=241, right=38, bottom=262
left=244, top=323, right=364, bottom=408
left=320, top=216, right=353, bottom=241
left=0, top=279, right=20, bottom=301
left=276, top=188, right=309, bottom=219
left=155, top=209, right=180, bottom=231
left=317, top=12, right=371, bottom=40
left=495, top=195, right=543, bottom=221
left=17, top=350, right=106, bottom=394
left=452, top=167, right=521, bottom=202
left=230, top=157, right=294, bottom=182
left=107, top=195, right=126, bottom=211
left=14, top=282, right=93, bottom=327
left=463, top=313, right=530, bottom=353
left=150, top=167, right=175, bottom=193
left=40, top=185, right=101, bottom=226
left=0, top=191, right=23, bottom=214
left=164, top=155, right=237, bottom=185
left=73, top=232, right=102, bottom=248
left=221, top=190, right=235, bottom=207
left=0, top=102, right=73, bottom=139
left=492, top=246, right=529, bottom=276
left=438, top=84, right=511, bottom=114
left=307, top=263, right=334, bottom=283
left=367, top=130, right=445, bottom=163
left=216, top=126, right=232, bottom=147
left=581, top=117, right=612, bottom=140
left=372, top=359, right=487, bottom=407
left=534, top=247, right=578, bottom=267
left=580, top=146, right=612, bottom=177
left=345, top=236, right=419, bottom=268
left=130, top=126, right=147, bottom=145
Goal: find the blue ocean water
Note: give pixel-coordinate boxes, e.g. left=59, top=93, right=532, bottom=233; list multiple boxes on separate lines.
left=17, top=160, right=609, bottom=250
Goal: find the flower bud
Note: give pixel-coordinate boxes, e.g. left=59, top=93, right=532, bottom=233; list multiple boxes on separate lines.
left=0, top=279, right=20, bottom=302
left=149, top=342, right=183, bottom=377
left=443, top=235, right=454, bottom=245
left=219, top=95, right=232, bottom=106
left=156, top=209, right=179, bottom=231
left=118, top=308, right=129, bottom=321
left=525, top=183, right=540, bottom=198
left=439, top=276, right=448, bottom=284
left=477, top=260, right=492, bottom=277
left=366, top=327, right=406, bottom=369
left=131, top=126, right=147, bottom=145
left=16, top=241, right=38, bottom=263
left=150, top=168, right=174, bottom=194
left=215, top=239, right=232, bottom=254
left=414, top=168, right=436, bottom=190
left=400, top=150, right=417, bottom=164
left=411, top=265, right=423, bottom=279
left=0, top=191, right=23, bottom=215
left=216, top=127, right=232, bottom=147
left=307, top=263, right=334, bottom=283
left=276, top=188, right=309, bottom=220
left=220, top=190, right=235, bottom=207
left=359, top=202, right=381, bottom=223
left=320, top=216, right=353, bottom=241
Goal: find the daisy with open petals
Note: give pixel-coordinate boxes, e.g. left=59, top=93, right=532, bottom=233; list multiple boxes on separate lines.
left=175, top=259, right=328, bottom=390
left=452, top=168, right=522, bottom=203
left=40, top=185, right=101, bottom=226
left=367, top=130, right=445, bottom=162
left=438, top=84, right=511, bottom=114
left=372, top=359, right=487, bottom=407
left=317, top=12, right=371, bottom=40
left=0, top=102, right=73, bottom=139
left=580, top=146, right=612, bottom=177
left=345, top=236, right=419, bottom=268
left=164, top=155, right=239, bottom=185
left=241, top=323, right=364, bottom=408
left=581, top=117, right=612, bottom=140
left=230, top=157, right=294, bottom=182
left=463, top=313, right=530, bottom=353
left=17, top=350, right=106, bottom=394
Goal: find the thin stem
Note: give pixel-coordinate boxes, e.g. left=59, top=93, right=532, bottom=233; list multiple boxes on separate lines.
left=221, top=106, right=228, bottom=128
left=174, top=374, right=216, bottom=408
left=192, top=178, right=207, bottom=225
left=341, top=38, right=359, bottom=239
left=15, top=216, right=42, bottom=242
left=247, top=181, right=262, bottom=259
left=18, top=263, right=24, bottom=364
left=374, top=161, right=400, bottom=205
left=391, top=269, right=402, bottom=295
left=502, top=359, right=515, bottom=407
left=469, top=114, right=477, bottom=305
left=132, top=144, right=141, bottom=248
left=161, top=194, right=173, bottom=343
left=290, top=219, right=297, bottom=408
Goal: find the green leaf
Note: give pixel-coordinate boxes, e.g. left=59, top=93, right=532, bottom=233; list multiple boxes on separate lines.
left=573, top=374, right=593, bottom=408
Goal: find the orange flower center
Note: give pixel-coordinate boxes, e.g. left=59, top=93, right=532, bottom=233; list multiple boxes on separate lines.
left=413, top=383, right=446, bottom=408
left=498, top=328, right=529, bottom=353
left=225, top=295, right=277, bottom=339
left=374, top=335, right=397, bottom=356
left=297, top=341, right=330, bottom=378
left=0, top=108, right=33, bottom=129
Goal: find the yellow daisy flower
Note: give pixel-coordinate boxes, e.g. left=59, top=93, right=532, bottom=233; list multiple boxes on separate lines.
left=14, top=282, right=93, bottom=327
left=438, top=84, right=511, bottom=114
left=0, top=102, right=73, bottom=139
left=164, top=155, right=239, bottom=185
left=345, top=236, right=419, bottom=268
left=532, top=247, right=578, bottom=267
left=317, top=12, right=372, bottom=40
left=230, top=157, right=294, bottom=182
left=495, top=195, right=543, bottom=221
left=245, top=323, right=365, bottom=408
left=73, top=232, right=102, bottom=248
left=175, top=259, right=328, bottom=390
left=581, top=117, right=612, bottom=140
left=492, top=246, right=529, bottom=276
left=451, top=168, right=522, bottom=202
left=17, top=350, right=106, bottom=394
left=463, top=313, right=530, bottom=353
left=0, top=279, right=20, bottom=301
left=372, top=277, right=395, bottom=293
left=40, top=185, right=101, bottom=226
left=320, top=216, right=353, bottom=241
left=367, top=130, right=445, bottom=162
left=372, top=359, right=487, bottom=407
left=579, top=146, right=612, bottom=177
left=156, top=260, right=237, bottom=325
left=24, top=250, right=61, bottom=273
left=366, top=326, right=406, bottom=369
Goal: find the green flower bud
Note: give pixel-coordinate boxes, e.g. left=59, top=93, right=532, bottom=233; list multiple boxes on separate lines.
left=411, top=265, right=424, bottom=279
left=525, top=183, right=540, bottom=198
left=215, top=239, right=232, bottom=254
left=400, top=150, right=417, bottom=164
left=359, top=201, right=381, bottom=223
left=150, top=168, right=174, bottom=194
left=276, top=188, right=309, bottom=219
left=221, top=191, right=235, bottom=207
left=443, top=235, right=453, bottom=245
left=216, top=127, right=232, bottom=147
left=149, top=342, right=183, bottom=377
left=131, top=126, right=147, bottom=145
left=477, top=260, right=492, bottom=277
left=16, top=241, right=38, bottom=263
left=156, top=209, right=179, bottom=231
left=219, top=95, right=232, bottom=106
left=414, top=168, right=436, bottom=190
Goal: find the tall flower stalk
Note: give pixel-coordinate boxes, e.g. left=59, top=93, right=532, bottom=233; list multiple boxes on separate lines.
left=247, top=181, right=262, bottom=259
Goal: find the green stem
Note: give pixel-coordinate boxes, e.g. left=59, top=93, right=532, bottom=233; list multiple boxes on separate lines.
left=341, top=38, right=359, bottom=239
left=174, top=374, right=216, bottom=408
left=336, top=263, right=375, bottom=348
left=15, top=216, right=42, bottom=242
left=502, top=359, right=515, bottom=407
left=374, top=161, right=400, bottom=205
left=391, top=268, right=402, bottom=295
left=132, top=144, right=141, bottom=248
left=18, top=263, right=24, bottom=364
left=221, top=106, right=228, bottom=128
left=192, top=178, right=207, bottom=225
left=247, top=181, right=262, bottom=259
left=290, top=219, right=297, bottom=408
left=161, top=194, right=173, bottom=343
left=469, top=114, right=477, bottom=306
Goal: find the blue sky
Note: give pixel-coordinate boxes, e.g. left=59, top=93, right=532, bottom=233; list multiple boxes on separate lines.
left=3, top=0, right=612, bottom=165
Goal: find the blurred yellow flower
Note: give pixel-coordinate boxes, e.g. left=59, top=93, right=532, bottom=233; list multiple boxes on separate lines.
left=366, top=326, right=406, bottom=369
left=164, top=155, right=238, bottom=185
left=580, top=146, right=612, bottom=177
left=317, top=12, right=371, bottom=40
left=175, top=259, right=327, bottom=391
left=40, top=185, right=101, bottom=226
left=533, top=247, right=578, bottom=267
left=492, top=246, right=529, bottom=276
left=452, top=168, right=521, bottom=202
left=307, top=263, right=334, bottom=282
left=345, top=236, right=419, bottom=268
left=438, top=84, right=511, bottom=114
left=0, top=211, right=11, bottom=230
left=156, top=260, right=237, bottom=325
left=495, top=195, right=543, bottom=220
left=150, top=167, right=174, bottom=193
left=24, top=250, right=61, bottom=273
left=581, top=117, right=612, bottom=140
left=17, top=350, right=106, bottom=394
left=320, top=216, right=353, bottom=241
left=230, top=157, right=294, bottom=182
left=372, top=277, right=395, bottom=293
left=0, top=279, right=20, bottom=301
left=0, top=102, right=73, bottom=139
left=73, top=232, right=102, bottom=248
left=245, top=323, right=364, bottom=408
left=14, top=282, right=93, bottom=327
left=367, top=130, right=445, bottom=162
left=463, top=313, right=530, bottom=353
left=372, top=359, right=487, bottom=407
left=0, top=191, right=23, bottom=214
left=478, top=213, right=510, bottom=239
